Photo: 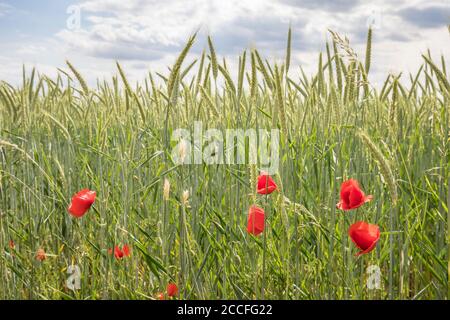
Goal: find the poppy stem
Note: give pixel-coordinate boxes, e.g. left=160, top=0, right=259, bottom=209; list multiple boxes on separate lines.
left=388, top=205, right=395, bottom=299
left=261, top=193, right=268, bottom=299
left=342, top=212, right=348, bottom=298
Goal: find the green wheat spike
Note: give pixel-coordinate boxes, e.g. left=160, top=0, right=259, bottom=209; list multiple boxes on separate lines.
left=365, top=27, right=372, bottom=74
left=208, top=36, right=218, bottom=80
left=66, top=60, right=89, bottom=96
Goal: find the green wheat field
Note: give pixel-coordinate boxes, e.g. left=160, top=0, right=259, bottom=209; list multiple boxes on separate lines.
left=0, top=28, right=449, bottom=300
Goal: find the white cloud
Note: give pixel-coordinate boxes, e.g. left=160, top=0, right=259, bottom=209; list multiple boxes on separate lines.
left=57, top=0, right=303, bottom=58
left=0, top=0, right=448, bottom=88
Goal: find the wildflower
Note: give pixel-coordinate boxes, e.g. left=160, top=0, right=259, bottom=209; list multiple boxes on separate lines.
left=167, top=283, right=178, bottom=297
left=68, top=189, right=96, bottom=218
left=36, top=248, right=46, bottom=261
left=8, top=240, right=15, bottom=250
left=348, top=221, right=380, bottom=256
left=156, top=292, right=165, bottom=300
left=257, top=173, right=278, bottom=195
left=114, top=244, right=131, bottom=260
left=336, top=179, right=372, bottom=210
left=246, top=205, right=265, bottom=236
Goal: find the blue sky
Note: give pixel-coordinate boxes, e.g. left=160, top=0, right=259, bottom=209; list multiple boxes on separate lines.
left=0, top=0, right=448, bottom=87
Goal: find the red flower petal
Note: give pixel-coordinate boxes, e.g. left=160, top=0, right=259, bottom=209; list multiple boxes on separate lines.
left=257, top=174, right=278, bottom=195
left=348, top=221, right=380, bottom=256
left=122, top=244, right=131, bottom=257
left=167, top=283, right=178, bottom=297
left=349, top=187, right=364, bottom=208
left=68, top=189, right=96, bottom=218
left=246, top=205, right=265, bottom=236
left=114, top=245, right=124, bottom=259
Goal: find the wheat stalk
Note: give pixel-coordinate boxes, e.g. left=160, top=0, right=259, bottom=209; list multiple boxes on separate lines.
left=357, top=130, right=398, bottom=204
left=66, top=60, right=89, bottom=96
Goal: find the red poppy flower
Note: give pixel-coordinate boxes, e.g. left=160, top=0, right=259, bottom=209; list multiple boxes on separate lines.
left=167, top=283, right=178, bottom=297
left=114, top=245, right=131, bottom=260
left=257, top=173, right=277, bottom=195
left=68, top=189, right=96, bottom=218
left=36, top=248, right=46, bottom=261
left=348, top=221, right=380, bottom=256
left=156, top=292, right=165, bottom=300
left=8, top=240, right=15, bottom=250
left=336, top=179, right=372, bottom=210
left=246, top=205, right=265, bottom=236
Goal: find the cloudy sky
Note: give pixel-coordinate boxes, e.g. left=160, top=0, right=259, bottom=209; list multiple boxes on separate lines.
left=0, top=0, right=448, bottom=88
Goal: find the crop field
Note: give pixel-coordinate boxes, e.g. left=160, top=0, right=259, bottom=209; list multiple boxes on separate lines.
left=0, top=29, right=449, bottom=300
